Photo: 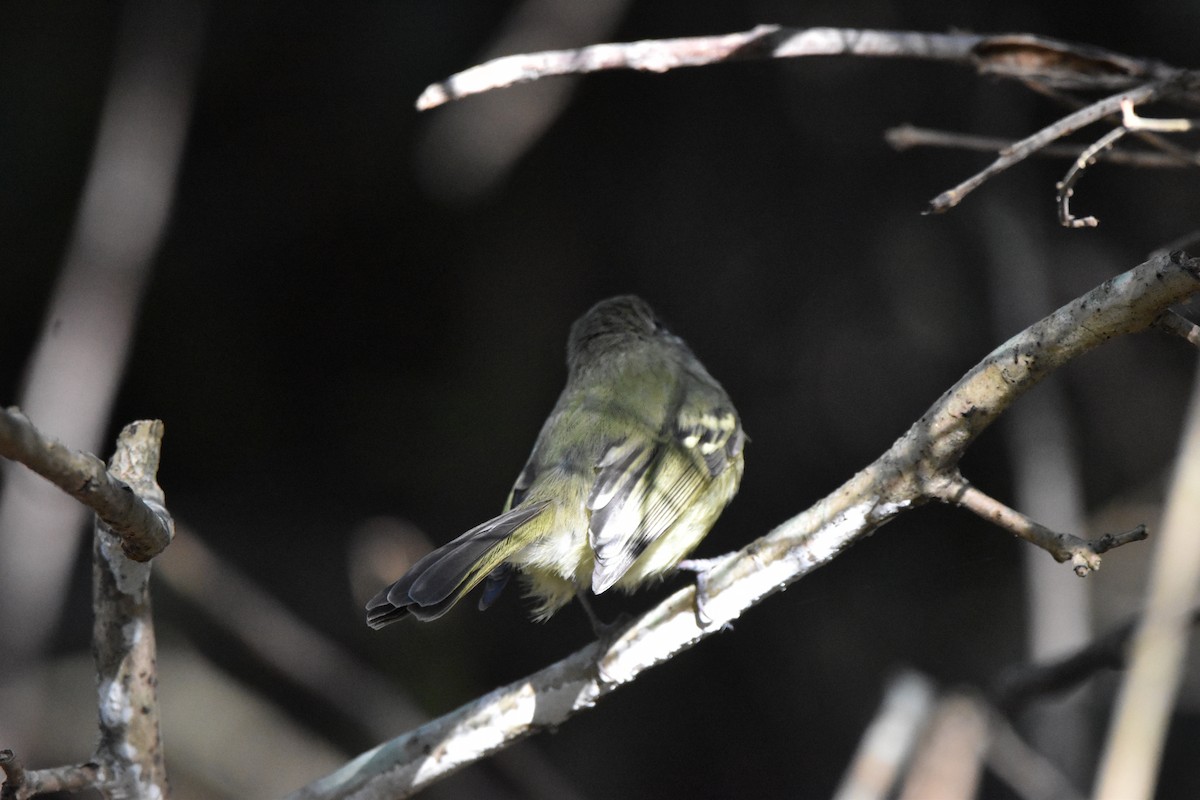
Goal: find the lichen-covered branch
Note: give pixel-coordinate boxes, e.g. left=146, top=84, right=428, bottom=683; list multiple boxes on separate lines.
left=91, top=420, right=172, bottom=798
left=0, top=751, right=100, bottom=800
left=0, top=408, right=173, bottom=561
left=289, top=252, right=1199, bottom=799
left=0, top=421, right=173, bottom=799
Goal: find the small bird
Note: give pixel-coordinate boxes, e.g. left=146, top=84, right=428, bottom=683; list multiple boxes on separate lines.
left=366, top=295, right=745, bottom=628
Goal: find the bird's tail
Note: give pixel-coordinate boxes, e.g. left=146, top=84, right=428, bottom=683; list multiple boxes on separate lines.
left=366, top=501, right=549, bottom=628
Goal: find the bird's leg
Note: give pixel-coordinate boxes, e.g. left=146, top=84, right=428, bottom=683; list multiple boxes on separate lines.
left=578, top=592, right=634, bottom=686
left=576, top=592, right=631, bottom=639
left=675, top=557, right=728, bottom=629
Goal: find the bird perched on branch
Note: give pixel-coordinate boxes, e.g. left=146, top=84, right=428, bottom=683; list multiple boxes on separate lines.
left=366, top=295, right=745, bottom=628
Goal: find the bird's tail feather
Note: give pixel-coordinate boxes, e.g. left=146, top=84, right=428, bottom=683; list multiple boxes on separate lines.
left=366, top=501, right=549, bottom=627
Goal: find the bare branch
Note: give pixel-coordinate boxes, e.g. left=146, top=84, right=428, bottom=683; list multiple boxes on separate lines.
left=934, top=477, right=1148, bottom=574
left=416, top=26, right=1183, bottom=111
left=925, top=81, right=1170, bottom=215
left=885, top=125, right=1188, bottom=167
left=0, top=423, right=171, bottom=798
left=415, top=26, right=1198, bottom=219
left=0, top=751, right=100, bottom=800
left=1020, top=81, right=1200, bottom=167
left=289, top=252, right=1200, bottom=799
left=1154, top=310, right=1200, bottom=347
left=1054, top=98, right=1200, bottom=228
left=1121, top=99, right=1197, bottom=132
left=92, top=420, right=172, bottom=797
left=0, top=408, right=173, bottom=561
left=1056, top=127, right=1129, bottom=228
left=418, top=27, right=972, bottom=109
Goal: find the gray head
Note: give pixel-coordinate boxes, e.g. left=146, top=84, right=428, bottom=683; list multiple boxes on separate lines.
left=567, top=295, right=668, bottom=369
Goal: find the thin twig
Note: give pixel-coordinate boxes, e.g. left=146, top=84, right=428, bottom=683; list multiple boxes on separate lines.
left=1056, top=98, right=1200, bottom=228
left=1056, top=127, right=1129, bottom=228
left=415, top=26, right=1198, bottom=219
left=1022, top=80, right=1200, bottom=167
left=926, top=81, right=1169, bottom=214
left=1154, top=310, right=1200, bottom=348
left=0, top=408, right=173, bottom=561
left=885, top=125, right=1187, bottom=167
left=933, top=477, right=1147, bottom=574
left=1121, top=99, right=1196, bottom=132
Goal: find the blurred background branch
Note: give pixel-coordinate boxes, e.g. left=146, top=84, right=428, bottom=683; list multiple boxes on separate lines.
left=1094, top=350, right=1200, bottom=799
left=0, top=0, right=203, bottom=755
left=414, top=0, right=633, bottom=204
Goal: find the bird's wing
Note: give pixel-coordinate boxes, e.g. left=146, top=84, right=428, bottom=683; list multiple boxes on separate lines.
left=586, top=378, right=743, bottom=594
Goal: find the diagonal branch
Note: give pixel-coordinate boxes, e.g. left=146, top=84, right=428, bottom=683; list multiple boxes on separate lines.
left=885, top=125, right=1189, bottom=168
left=288, top=252, right=1200, bottom=800
left=926, top=80, right=1172, bottom=215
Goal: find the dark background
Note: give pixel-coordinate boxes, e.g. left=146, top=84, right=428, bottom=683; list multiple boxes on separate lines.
left=2, top=2, right=1198, bottom=798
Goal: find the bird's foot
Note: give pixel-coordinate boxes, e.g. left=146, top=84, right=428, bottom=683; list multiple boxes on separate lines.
left=676, top=557, right=732, bottom=631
